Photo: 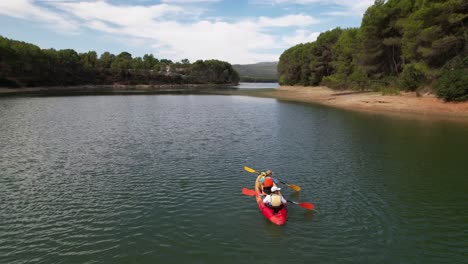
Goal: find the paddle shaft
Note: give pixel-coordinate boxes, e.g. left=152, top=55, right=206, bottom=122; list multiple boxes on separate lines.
left=242, top=188, right=314, bottom=210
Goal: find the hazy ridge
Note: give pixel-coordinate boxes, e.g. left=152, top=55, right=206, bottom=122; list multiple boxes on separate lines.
left=232, top=62, right=278, bottom=82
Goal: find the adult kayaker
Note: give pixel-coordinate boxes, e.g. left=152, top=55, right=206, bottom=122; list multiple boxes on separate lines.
left=263, top=186, right=287, bottom=211
left=259, top=170, right=278, bottom=194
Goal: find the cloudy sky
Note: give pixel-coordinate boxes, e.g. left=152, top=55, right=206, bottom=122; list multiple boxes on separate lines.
left=0, top=0, right=374, bottom=64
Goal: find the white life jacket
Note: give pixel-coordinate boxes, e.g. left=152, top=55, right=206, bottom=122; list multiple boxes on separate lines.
left=271, top=194, right=282, bottom=207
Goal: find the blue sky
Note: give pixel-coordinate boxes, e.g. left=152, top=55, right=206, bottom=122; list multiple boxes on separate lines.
left=0, top=0, right=374, bottom=64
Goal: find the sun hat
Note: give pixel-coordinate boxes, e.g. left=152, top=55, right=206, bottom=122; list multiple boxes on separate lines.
left=271, top=186, right=281, bottom=192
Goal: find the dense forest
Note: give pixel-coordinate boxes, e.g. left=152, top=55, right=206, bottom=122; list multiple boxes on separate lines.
left=0, top=36, right=239, bottom=88
left=278, top=0, right=468, bottom=101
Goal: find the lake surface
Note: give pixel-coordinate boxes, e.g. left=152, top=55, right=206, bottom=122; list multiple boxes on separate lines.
left=234, top=82, right=279, bottom=89
left=1, top=94, right=467, bottom=264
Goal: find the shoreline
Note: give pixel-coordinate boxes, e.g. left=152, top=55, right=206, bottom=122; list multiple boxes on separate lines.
left=214, top=85, right=468, bottom=123
left=237, top=86, right=468, bottom=123
left=0, top=83, right=237, bottom=96
left=2, top=84, right=467, bottom=123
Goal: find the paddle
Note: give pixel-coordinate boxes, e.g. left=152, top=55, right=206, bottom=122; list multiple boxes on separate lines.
left=243, top=166, right=301, bottom=192
left=241, top=188, right=314, bottom=210
left=286, top=200, right=315, bottom=210
left=242, top=188, right=257, bottom=196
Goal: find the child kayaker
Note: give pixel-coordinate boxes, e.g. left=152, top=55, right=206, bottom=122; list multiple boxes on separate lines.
left=259, top=170, right=278, bottom=194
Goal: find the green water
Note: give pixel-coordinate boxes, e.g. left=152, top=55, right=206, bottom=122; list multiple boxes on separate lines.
left=0, top=95, right=467, bottom=263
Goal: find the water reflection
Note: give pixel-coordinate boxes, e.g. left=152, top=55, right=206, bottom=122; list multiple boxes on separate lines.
left=233, top=82, right=279, bottom=89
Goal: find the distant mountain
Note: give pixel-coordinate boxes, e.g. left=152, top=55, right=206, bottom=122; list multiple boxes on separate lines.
left=232, top=62, right=278, bottom=82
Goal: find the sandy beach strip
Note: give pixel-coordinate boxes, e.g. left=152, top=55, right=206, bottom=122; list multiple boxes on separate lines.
left=238, top=86, right=468, bottom=123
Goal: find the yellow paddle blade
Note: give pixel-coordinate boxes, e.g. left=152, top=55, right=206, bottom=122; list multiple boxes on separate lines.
left=288, top=184, right=301, bottom=192
left=244, top=166, right=258, bottom=174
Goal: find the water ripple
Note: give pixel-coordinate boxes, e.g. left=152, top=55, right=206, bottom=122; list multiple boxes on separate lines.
left=1, top=95, right=467, bottom=263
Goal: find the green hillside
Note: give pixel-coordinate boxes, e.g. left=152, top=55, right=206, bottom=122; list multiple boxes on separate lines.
left=278, top=0, right=467, bottom=102
left=232, top=62, right=278, bottom=82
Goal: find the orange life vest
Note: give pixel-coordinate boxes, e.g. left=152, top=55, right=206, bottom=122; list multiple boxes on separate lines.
left=263, top=176, right=273, bottom=187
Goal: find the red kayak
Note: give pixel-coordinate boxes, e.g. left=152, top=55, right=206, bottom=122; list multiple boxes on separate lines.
left=255, top=175, right=287, bottom=225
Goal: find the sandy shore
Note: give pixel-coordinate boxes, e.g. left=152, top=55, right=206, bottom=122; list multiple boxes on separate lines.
left=234, top=86, right=468, bottom=123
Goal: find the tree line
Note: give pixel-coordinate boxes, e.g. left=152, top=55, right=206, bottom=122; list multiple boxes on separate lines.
left=278, top=0, right=467, bottom=101
left=0, top=36, right=239, bottom=88
left=239, top=76, right=278, bottom=82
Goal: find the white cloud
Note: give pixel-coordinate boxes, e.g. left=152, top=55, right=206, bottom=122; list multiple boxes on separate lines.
left=282, top=29, right=320, bottom=46
left=37, top=0, right=84, bottom=2
left=54, top=1, right=314, bottom=63
left=0, top=0, right=78, bottom=31
left=85, top=20, right=118, bottom=33
left=325, top=0, right=375, bottom=16
left=262, top=0, right=321, bottom=3
left=57, top=1, right=189, bottom=26
left=0, top=0, right=324, bottom=63
left=256, top=0, right=374, bottom=17
left=161, top=0, right=221, bottom=3
left=258, top=14, right=319, bottom=27
left=348, top=0, right=375, bottom=15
